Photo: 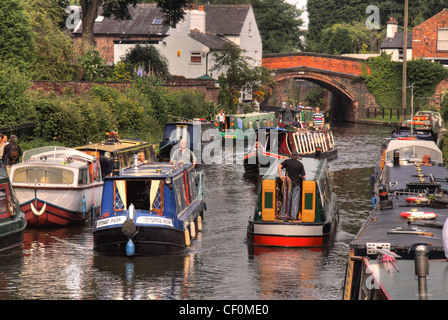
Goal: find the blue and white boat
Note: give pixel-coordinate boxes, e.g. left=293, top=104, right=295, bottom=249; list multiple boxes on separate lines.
left=93, top=158, right=206, bottom=256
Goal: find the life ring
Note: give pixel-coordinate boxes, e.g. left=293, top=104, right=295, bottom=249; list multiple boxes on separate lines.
left=400, top=211, right=437, bottom=220
left=405, top=196, right=428, bottom=203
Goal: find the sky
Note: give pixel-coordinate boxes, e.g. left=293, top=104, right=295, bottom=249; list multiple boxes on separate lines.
left=286, top=0, right=309, bottom=28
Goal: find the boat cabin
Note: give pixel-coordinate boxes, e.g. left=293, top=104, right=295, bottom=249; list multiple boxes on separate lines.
left=93, top=162, right=206, bottom=256
left=215, top=112, right=277, bottom=141
left=75, top=133, right=156, bottom=178
left=255, top=158, right=333, bottom=223
left=12, top=146, right=102, bottom=187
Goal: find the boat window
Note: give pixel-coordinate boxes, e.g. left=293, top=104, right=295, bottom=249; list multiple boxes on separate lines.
left=173, top=177, right=187, bottom=214
left=0, top=189, right=7, bottom=214
left=114, top=180, right=127, bottom=211
left=125, top=179, right=164, bottom=213
left=188, top=170, right=197, bottom=199
left=13, top=167, right=74, bottom=185
left=78, top=168, right=89, bottom=185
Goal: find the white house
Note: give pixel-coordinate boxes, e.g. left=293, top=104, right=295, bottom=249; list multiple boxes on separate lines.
left=380, top=17, right=412, bottom=61
left=111, top=4, right=262, bottom=79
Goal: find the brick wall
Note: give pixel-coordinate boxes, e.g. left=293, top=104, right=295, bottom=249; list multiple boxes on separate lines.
left=73, top=35, right=157, bottom=64
left=31, top=80, right=219, bottom=102
left=262, top=52, right=368, bottom=76
left=412, top=9, right=448, bottom=59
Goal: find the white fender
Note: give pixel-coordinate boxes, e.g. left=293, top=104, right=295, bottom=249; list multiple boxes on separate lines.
left=31, top=202, right=46, bottom=216
left=443, top=218, right=448, bottom=259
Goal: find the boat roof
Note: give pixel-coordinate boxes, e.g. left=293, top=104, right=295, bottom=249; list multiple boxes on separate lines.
left=384, top=139, right=443, bottom=163
left=75, top=138, right=149, bottom=153
left=22, top=146, right=96, bottom=163
left=105, top=162, right=193, bottom=180
left=262, top=157, right=326, bottom=181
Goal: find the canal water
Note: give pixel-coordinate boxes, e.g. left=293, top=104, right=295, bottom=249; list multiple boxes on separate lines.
left=0, top=123, right=392, bottom=301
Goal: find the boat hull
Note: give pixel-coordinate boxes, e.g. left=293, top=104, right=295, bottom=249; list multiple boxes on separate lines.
left=247, top=220, right=334, bottom=248
left=0, top=217, right=26, bottom=253
left=93, top=225, right=186, bottom=256
left=15, top=186, right=102, bottom=226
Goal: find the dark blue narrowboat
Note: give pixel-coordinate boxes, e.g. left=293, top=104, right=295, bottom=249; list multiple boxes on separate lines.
left=93, top=159, right=206, bottom=256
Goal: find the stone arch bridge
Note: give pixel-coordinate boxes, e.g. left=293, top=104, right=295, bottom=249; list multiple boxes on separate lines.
left=262, top=52, right=380, bottom=122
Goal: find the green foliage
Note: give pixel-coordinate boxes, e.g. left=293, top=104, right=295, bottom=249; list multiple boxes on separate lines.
left=0, top=62, right=36, bottom=127
left=250, top=0, right=304, bottom=53
left=122, top=44, right=170, bottom=78
left=211, top=42, right=275, bottom=113
left=362, top=56, right=448, bottom=110
left=305, top=88, right=325, bottom=108
left=316, top=21, right=385, bottom=54
left=24, top=0, right=78, bottom=81
left=0, top=0, right=34, bottom=71
left=79, top=49, right=113, bottom=81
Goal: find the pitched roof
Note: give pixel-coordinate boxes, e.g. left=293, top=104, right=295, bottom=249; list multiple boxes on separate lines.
left=203, top=5, right=250, bottom=35
left=380, top=32, right=413, bottom=49
left=189, top=31, right=229, bottom=50
left=73, top=4, right=250, bottom=37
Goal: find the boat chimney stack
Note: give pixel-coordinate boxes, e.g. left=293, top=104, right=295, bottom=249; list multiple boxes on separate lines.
left=133, top=154, right=139, bottom=168
left=112, top=152, right=120, bottom=176
left=393, top=150, right=400, bottom=166
left=414, top=245, right=429, bottom=299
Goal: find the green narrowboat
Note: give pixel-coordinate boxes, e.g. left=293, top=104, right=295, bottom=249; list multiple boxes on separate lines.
left=215, top=112, right=277, bottom=145
left=0, top=167, right=26, bottom=253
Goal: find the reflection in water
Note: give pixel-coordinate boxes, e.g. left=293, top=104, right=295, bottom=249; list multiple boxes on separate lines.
left=0, top=123, right=393, bottom=300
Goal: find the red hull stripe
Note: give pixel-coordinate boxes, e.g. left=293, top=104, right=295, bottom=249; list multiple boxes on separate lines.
left=253, top=234, right=323, bottom=247
left=21, top=201, right=86, bottom=226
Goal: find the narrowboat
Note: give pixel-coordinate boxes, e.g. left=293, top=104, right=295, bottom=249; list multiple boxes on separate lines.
left=243, top=125, right=337, bottom=174
left=9, top=147, right=103, bottom=227
left=75, top=131, right=156, bottom=178
left=392, top=111, right=444, bottom=146
left=158, top=119, right=218, bottom=162
left=342, top=138, right=448, bottom=300
left=0, top=167, right=26, bottom=253
left=93, top=159, right=206, bottom=256
left=215, top=112, right=277, bottom=146
left=247, top=158, right=338, bottom=248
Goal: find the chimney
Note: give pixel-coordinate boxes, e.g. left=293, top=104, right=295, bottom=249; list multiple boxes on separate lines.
left=190, top=7, right=206, bottom=33
left=387, top=17, right=398, bottom=38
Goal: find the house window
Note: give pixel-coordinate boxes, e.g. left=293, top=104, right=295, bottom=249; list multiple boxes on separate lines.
left=249, top=21, right=253, bottom=37
left=190, top=52, right=202, bottom=64
left=152, top=18, right=163, bottom=25
left=437, top=28, right=448, bottom=50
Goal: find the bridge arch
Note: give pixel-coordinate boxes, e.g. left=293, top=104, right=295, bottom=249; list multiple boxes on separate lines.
left=262, top=53, right=380, bottom=122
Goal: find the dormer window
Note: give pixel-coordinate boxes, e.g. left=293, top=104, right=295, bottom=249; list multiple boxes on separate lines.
left=437, top=28, right=448, bottom=51
left=152, top=18, right=163, bottom=25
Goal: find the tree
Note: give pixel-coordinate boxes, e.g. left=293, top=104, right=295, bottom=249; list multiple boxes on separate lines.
left=122, top=44, right=170, bottom=78
left=0, top=0, right=34, bottom=71
left=23, top=0, right=78, bottom=81
left=79, top=0, right=193, bottom=49
left=211, top=42, right=275, bottom=113
left=250, top=0, right=304, bottom=54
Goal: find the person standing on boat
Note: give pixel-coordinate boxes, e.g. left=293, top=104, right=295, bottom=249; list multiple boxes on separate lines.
left=313, top=107, right=325, bottom=128
left=2, top=135, right=22, bottom=176
left=170, top=139, right=197, bottom=168
left=0, top=134, right=5, bottom=166
left=216, top=109, right=225, bottom=131
left=278, top=151, right=306, bottom=221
